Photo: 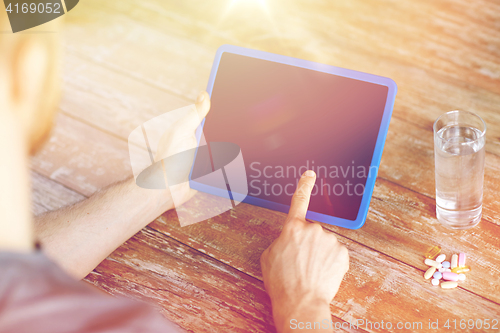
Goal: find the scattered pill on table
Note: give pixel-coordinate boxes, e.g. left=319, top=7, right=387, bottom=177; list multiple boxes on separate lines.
left=423, top=247, right=469, bottom=289
left=425, top=246, right=441, bottom=259
left=458, top=253, right=466, bottom=267
left=435, top=254, right=446, bottom=263
left=442, top=272, right=459, bottom=281
left=441, top=281, right=458, bottom=289
left=451, top=266, right=470, bottom=274
left=424, top=266, right=437, bottom=280
left=424, top=259, right=443, bottom=269
left=451, top=254, right=458, bottom=269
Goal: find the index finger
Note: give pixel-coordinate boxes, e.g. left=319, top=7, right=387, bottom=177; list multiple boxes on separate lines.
left=287, top=170, right=316, bottom=221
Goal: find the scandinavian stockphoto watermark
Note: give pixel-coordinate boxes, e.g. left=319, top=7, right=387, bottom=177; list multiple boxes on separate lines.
left=3, top=0, right=79, bottom=33
left=248, top=161, right=377, bottom=197
left=128, top=104, right=248, bottom=227
left=290, top=318, right=424, bottom=330
left=290, top=318, right=499, bottom=331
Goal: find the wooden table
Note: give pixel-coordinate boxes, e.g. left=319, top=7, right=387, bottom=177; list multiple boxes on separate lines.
left=31, top=0, right=500, bottom=332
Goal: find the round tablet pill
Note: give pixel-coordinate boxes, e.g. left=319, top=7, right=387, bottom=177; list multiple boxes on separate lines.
left=441, top=261, right=451, bottom=268
left=458, top=273, right=466, bottom=281
left=431, top=279, right=440, bottom=286
left=433, top=271, right=442, bottom=280
left=435, top=254, right=446, bottom=263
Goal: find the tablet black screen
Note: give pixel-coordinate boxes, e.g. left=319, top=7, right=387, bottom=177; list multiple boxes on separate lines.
left=193, top=52, right=388, bottom=221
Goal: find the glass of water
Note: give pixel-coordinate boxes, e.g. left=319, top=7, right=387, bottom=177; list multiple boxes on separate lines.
left=433, top=110, right=486, bottom=230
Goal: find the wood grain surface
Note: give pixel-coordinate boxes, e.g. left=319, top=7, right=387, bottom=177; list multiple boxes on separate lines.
left=30, top=0, right=500, bottom=332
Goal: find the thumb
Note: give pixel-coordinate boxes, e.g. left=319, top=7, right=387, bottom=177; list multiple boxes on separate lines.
left=195, top=91, right=211, bottom=120
left=171, top=91, right=210, bottom=134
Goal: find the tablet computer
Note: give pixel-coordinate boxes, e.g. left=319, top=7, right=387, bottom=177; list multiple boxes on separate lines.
left=190, top=45, right=397, bottom=229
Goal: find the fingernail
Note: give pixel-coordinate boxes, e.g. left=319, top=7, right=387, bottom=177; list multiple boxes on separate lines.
left=304, top=170, right=315, bottom=177
left=196, top=92, right=205, bottom=103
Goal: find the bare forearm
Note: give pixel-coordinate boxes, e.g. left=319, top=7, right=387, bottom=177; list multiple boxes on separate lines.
left=273, top=298, right=333, bottom=333
left=35, top=177, right=173, bottom=279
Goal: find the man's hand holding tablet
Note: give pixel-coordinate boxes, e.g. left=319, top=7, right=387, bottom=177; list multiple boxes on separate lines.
left=261, top=170, right=350, bottom=333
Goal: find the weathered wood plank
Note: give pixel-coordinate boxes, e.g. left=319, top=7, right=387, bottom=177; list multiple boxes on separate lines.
left=28, top=0, right=500, bottom=331
left=31, top=97, right=500, bottom=323
left=79, top=0, right=500, bottom=97
left=334, top=178, right=500, bottom=303
left=59, top=53, right=190, bottom=140
left=62, top=0, right=500, bottom=158
left=86, top=227, right=361, bottom=333
left=150, top=178, right=500, bottom=305
left=30, top=170, right=85, bottom=216
left=86, top=227, right=276, bottom=333
left=151, top=205, right=500, bottom=333
left=32, top=113, right=135, bottom=196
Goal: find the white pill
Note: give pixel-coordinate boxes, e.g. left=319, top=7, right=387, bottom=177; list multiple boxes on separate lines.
left=431, top=279, right=440, bottom=286
left=458, top=273, right=466, bottom=281
left=444, top=268, right=451, bottom=272
left=451, top=254, right=458, bottom=269
left=438, top=268, right=446, bottom=273
left=424, top=259, right=443, bottom=269
left=435, top=254, right=446, bottom=263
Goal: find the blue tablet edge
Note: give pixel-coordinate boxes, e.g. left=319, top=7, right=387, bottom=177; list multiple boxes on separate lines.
left=189, top=44, right=398, bottom=229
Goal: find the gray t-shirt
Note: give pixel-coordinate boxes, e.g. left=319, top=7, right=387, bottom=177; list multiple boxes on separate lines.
left=0, top=252, right=179, bottom=333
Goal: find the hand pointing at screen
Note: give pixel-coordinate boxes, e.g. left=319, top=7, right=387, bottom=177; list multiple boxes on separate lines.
left=260, top=170, right=350, bottom=333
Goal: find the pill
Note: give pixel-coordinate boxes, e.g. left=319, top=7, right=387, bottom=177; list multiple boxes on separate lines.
left=424, top=266, right=437, bottom=280
left=424, top=245, right=441, bottom=259
left=451, top=254, right=458, bottom=269
left=441, top=281, right=458, bottom=289
left=451, top=266, right=470, bottom=274
left=442, top=272, right=459, bottom=281
left=424, top=259, right=443, bottom=269
left=431, top=279, right=440, bottom=286
left=444, top=268, right=451, bottom=272
left=438, top=268, right=446, bottom=273
left=433, top=271, right=442, bottom=280
left=458, top=253, right=466, bottom=267
left=441, top=261, right=451, bottom=268
left=435, top=254, right=446, bottom=263
left=458, top=273, right=466, bottom=281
